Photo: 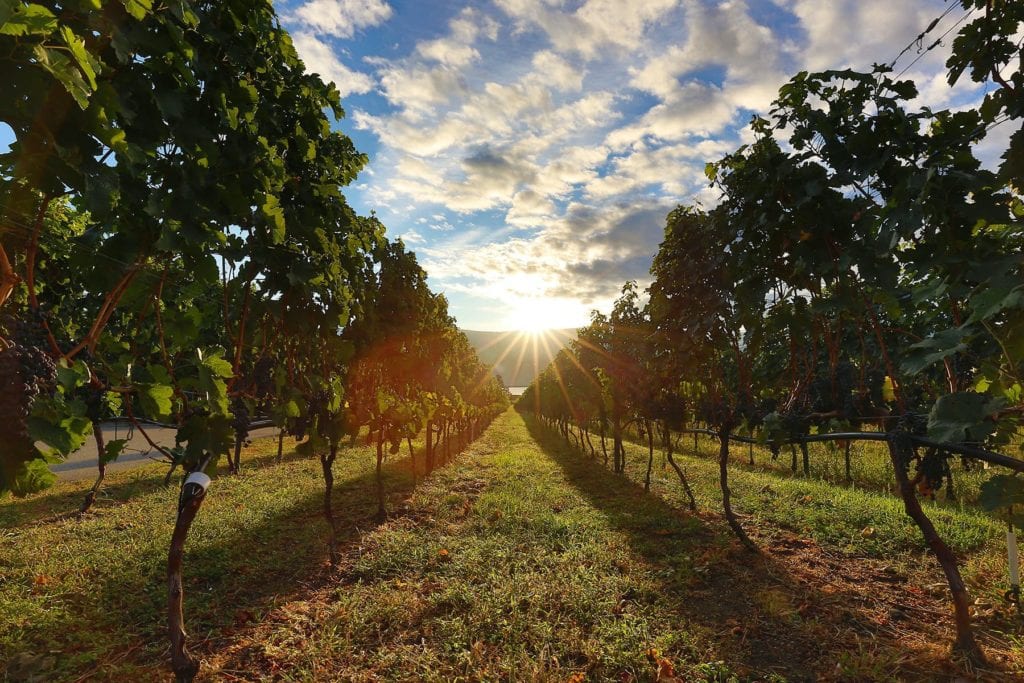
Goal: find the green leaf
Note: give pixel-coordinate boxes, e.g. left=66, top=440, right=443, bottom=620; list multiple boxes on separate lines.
left=138, top=383, right=174, bottom=421
left=60, top=24, right=98, bottom=89
left=102, top=439, right=129, bottom=465
left=177, top=413, right=233, bottom=467
left=56, top=359, right=91, bottom=392
left=197, top=351, right=232, bottom=414
left=9, top=459, right=56, bottom=497
left=0, top=3, right=57, bottom=36
left=0, top=0, right=16, bottom=26
left=261, top=194, right=286, bottom=244
left=27, top=414, right=92, bottom=455
left=927, top=392, right=1005, bottom=444
left=979, top=475, right=1024, bottom=513
left=202, top=353, right=234, bottom=379
left=901, top=328, right=968, bottom=376
left=120, top=0, right=152, bottom=21
left=966, top=277, right=1023, bottom=325
left=32, top=44, right=92, bottom=108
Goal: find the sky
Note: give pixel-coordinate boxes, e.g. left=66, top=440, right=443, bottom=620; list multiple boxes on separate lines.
left=1, top=1, right=1008, bottom=331
left=271, top=0, right=1009, bottom=331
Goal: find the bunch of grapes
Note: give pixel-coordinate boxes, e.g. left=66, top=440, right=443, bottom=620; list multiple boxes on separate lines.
left=0, top=309, right=59, bottom=488
left=230, top=397, right=251, bottom=443
left=251, top=356, right=275, bottom=399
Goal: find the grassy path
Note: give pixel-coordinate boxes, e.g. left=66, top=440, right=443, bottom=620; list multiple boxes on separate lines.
left=2, top=409, right=1022, bottom=681
left=208, top=410, right=1024, bottom=681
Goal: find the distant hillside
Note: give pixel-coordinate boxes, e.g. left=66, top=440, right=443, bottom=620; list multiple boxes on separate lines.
left=463, top=328, right=576, bottom=388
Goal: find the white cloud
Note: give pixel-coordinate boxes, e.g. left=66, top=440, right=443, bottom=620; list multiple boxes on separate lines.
left=779, top=0, right=941, bottom=72
left=416, top=7, right=498, bottom=67
left=324, top=0, right=1001, bottom=329
left=290, top=32, right=374, bottom=97
left=496, top=0, right=680, bottom=59
left=289, top=0, right=392, bottom=38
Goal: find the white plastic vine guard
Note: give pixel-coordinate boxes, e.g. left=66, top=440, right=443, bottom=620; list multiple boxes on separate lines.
left=184, top=472, right=211, bottom=493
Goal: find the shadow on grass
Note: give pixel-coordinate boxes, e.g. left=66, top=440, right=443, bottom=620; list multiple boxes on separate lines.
left=521, top=412, right=974, bottom=682
left=2, top=431, right=478, bottom=681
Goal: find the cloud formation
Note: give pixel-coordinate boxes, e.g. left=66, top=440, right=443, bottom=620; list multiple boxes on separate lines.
left=284, top=0, right=390, bottom=96
left=278, top=0, right=989, bottom=329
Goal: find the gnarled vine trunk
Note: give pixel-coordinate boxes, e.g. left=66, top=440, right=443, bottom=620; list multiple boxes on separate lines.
left=664, top=422, right=696, bottom=512
left=375, top=430, right=386, bottom=519
left=168, top=473, right=209, bottom=682
left=81, top=420, right=106, bottom=513
left=425, top=419, right=435, bottom=473
left=644, top=419, right=654, bottom=492
left=887, top=435, right=983, bottom=664
left=719, top=428, right=756, bottom=551
left=407, top=436, right=416, bottom=484
left=320, top=445, right=340, bottom=565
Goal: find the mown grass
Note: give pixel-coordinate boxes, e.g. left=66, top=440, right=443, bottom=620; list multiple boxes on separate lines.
left=611, top=424, right=1012, bottom=599
left=2, top=409, right=1021, bottom=682
left=222, top=412, right=718, bottom=681
left=630, top=425, right=998, bottom=507
left=0, top=433, right=423, bottom=681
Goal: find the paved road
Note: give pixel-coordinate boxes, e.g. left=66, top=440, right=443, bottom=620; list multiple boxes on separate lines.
left=50, top=423, right=280, bottom=482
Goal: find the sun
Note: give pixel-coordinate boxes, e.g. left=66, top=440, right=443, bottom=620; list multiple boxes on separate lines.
left=504, top=297, right=584, bottom=334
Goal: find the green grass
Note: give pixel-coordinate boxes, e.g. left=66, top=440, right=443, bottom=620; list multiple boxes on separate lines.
left=1, top=409, right=1021, bottom=681
left=631, top=425, right=996, bottom=508
left=617, top=432, right=1000, bottom=559
left=0, top=434, right=421, bottom=681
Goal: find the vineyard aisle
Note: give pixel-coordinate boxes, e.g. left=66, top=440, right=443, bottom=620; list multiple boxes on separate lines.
left=214, top=410, right=1022, bottom=681
left=3, top=408, right=1021, bottom=681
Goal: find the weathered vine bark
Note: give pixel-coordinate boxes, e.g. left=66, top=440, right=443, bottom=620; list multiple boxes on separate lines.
left=719, top=428, right=756, bottom=551
left=81, top=420, right=107, bottom=513
left=163, top=461, right=177, bottom=487
left=790, top=444, right=798, bottom=473
left=887, top=434, right=983, bottom=664
left=644, top=419, right=654, bottom=493
left=748, top=442, right=754, bottom=466
left=844, top=441, right=852, bottom=482
left=277, top=429, right=285, bottom=463
left=600, top=429, right=608, bottom=466
left=612, top=421, right=624, bottom=473
left=664, top=424, right=696, bottom=512
left=168, top=474, right=208, bottom=683
left=800, top=441, right=810, bottom=475
left=407, top=436, right=416, bottom=484
left=375, top=431, right=386, bottom=519
left=229, top=434, right=243, bottom=474
left=425, top=419, right=435, bottom=473
left=444, top=422, right=451, bottom=462
left=320, top=445, right=340, bottom=565
left=584, top=428, right=596, bottom=457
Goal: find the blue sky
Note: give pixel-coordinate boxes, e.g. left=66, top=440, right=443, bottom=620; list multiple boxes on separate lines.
left=2, top=1, right=1007, bottom=331
left=271, top=0, right=1007, bottom=331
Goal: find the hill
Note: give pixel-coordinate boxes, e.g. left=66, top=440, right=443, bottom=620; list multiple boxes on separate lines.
left=462, top=328, right=576, bottom=387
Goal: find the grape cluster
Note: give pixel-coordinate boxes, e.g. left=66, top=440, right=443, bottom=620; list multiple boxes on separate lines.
left=0, top=309, right=58, bottom=488
left=914, top=447, right=949, bottom=499
left=252, top=356, right=275, bottom=398
left=230, top=398, right=251, bottom=443
left=291, top=389, right=331, bottom=441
